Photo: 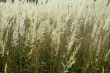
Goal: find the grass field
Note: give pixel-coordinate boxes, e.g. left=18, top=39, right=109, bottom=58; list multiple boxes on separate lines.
left=0, top=0, right=110, bottom=73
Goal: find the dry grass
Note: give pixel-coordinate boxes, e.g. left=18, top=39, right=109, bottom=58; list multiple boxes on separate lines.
left=0, top=0, right=110, bottom=73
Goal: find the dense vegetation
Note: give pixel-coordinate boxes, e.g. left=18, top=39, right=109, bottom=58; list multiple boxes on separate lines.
left=0, top=0, right=38, bottom=4
left=0, top=0, right=110, bottom=73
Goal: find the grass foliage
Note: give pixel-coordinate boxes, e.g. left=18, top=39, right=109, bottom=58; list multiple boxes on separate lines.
left=0, top=0, right=110, bottom=73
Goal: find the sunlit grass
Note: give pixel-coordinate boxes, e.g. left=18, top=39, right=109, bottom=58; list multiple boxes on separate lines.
left=0, top=0, right=110, bottom=73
